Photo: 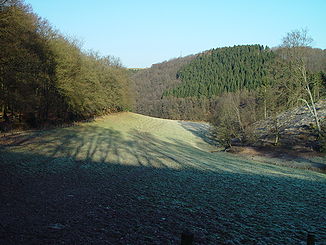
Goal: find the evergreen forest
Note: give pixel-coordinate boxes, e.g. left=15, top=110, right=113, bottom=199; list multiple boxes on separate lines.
left=164, top=45, right=274, bottom=98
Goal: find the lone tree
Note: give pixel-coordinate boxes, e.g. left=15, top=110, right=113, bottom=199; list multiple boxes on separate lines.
left=281, top=28, right=321, bottom=133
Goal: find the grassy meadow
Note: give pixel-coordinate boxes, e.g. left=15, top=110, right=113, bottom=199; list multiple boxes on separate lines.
left=0, top=113, right=325, bottom=244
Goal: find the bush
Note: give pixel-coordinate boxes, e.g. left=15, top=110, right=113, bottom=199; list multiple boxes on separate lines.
left=210, top=90, right=258, bottom=148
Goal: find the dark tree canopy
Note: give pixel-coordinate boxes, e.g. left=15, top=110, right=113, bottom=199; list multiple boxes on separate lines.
left=164, top=45, right=275, bottom=98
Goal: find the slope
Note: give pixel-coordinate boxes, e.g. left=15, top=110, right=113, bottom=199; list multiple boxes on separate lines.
left=131, top=45, right=325, bottom=121
left=164, top=45, right=274, bottom=98
left=130, top=55, right=195, bottom=118
left=0, top=113, right=325, bottom=244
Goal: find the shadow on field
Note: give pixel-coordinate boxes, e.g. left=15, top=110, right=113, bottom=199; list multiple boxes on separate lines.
left=0, top=125, right=326, bottom=244
left=179, top=121, right=326, bottom=173
left=178, top=121, right=218, bottom=147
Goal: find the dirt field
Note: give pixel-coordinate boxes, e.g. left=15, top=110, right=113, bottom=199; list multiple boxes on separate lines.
left=1, top=113, right=325, bottom=244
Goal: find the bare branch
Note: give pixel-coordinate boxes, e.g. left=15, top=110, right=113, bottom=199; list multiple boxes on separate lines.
left=298, top=98, right=313, bottom=115
left=281, top=28, right=313, bottom=48
left=0, top=0, right=8, bottom=5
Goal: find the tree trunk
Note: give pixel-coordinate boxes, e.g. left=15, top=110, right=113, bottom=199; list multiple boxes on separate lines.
left=306, top=85, right=321, bottom=133
left=301, top=66, right=321, bottom=133
left=264, top=87, right=267, bottom=119
left=273, top=117, right=280, bottom=145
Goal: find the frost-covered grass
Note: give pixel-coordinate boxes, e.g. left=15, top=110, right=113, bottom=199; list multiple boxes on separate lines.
left=3, top=112, right=216, bottom=168
left=1, top=112, right=325, bottom=244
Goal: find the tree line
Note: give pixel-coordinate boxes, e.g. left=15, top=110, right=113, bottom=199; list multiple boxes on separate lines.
left=1, top=0, right=325, bottom=151
left=163, top=45, right=274, bottom=98
left=0, top=0, right=132, bottom=130
left=210, top=30, right=326, bottom=149
left=132, top=34, right=325, bottom=122
left=131, top=30, right=326, bottom=150
left=130, top=55, right=196, bottom=119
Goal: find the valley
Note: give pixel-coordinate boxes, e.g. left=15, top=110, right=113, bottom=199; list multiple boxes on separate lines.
left=1, top=113, right=325, bottom=244
left=1, top=1, right=326, bottom=244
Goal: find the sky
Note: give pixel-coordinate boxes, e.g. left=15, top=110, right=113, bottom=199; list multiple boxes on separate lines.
left=24, top=0, right=326, bottom=68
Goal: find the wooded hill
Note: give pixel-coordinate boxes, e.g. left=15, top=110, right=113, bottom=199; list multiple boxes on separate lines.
left=1, top=0, right=326, bottom=150
left=131, top=44, right=326, bottom=121
left=164, top=45, right=274, bottom=98
left=0, top=0, right=132, bottom=129
left=129, top=55, right=200, bottom=119
left=131, top=38, right=326, bottom=150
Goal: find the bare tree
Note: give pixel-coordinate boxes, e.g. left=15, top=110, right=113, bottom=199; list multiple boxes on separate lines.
left=281, top=29, right=321, bottom=133
left=282, top=28, right=313, bottom=48
left=211, top=90, right=257, bottom=148
left=0, top=0, right=19, bottom=8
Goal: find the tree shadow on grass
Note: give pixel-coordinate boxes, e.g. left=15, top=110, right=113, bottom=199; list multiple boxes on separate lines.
left=178, top=120, right=326, bottom=173
left=0, top=125, right=326, bottom=244
left=178, top=121, right=218, bottom=148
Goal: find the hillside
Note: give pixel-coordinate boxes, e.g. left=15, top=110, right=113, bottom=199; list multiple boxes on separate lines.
left=1, top=113, right=326, bottom=244
left=0, top=112, right=216, bottom=167
left=130, top=55, right=195, bottom=118
left=164, top=45, right=274, bottom=98
left=255, top=100, right=326, bottom=149
left=227, top=100, right=326, bottom=172
left=131, top=45, right=326, bottom=121
left=0, top=2, right=132, bottom=129
left=2, top=2, right=326, bottom=244
left=131, top=45, right=274, bottom=120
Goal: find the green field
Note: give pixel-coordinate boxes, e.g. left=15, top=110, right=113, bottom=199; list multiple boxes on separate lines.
left=1, top=112, right=325, bottom=244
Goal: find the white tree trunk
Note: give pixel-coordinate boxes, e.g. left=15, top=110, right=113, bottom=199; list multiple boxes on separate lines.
left=300, top=65, right=321, bottom=133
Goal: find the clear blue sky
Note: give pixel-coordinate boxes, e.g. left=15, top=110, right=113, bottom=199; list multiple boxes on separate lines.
left=25, top=0, right=326, bottom=68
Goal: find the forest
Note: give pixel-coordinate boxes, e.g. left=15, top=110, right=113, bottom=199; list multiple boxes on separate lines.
left=131, top=36, right=326, bottom=149
left=0, top=0, right=132, bottom=130
left=164, top=45, right=274, bottom=98
left=1, top=0, right=326, bottom=150
left=132, top=44, right=326, bottom=120
left=1, top=1, right=326, bottom=244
